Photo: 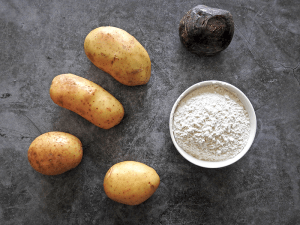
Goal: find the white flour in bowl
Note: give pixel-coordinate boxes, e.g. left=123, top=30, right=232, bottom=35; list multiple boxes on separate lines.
left=173, top=84, right=250, bottom=161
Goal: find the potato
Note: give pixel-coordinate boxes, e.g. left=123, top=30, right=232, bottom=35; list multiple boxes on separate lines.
left=50, top=73, right=124, bottom=129
left=84, top=26, right=151, bottom=86
left=28, top=132, right=83, bottom=175
left=103, top=161, right=160, bottom=205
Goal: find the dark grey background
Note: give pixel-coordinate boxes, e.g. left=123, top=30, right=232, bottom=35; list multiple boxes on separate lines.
left=1, top=0, right=300, bottom=224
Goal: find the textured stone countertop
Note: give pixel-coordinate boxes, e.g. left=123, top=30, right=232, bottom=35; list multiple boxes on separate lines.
left=1, top=0, right=300, bottom=224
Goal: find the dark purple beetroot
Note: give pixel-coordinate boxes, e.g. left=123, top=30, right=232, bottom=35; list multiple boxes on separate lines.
left=179, top=5, right=234, bottom=56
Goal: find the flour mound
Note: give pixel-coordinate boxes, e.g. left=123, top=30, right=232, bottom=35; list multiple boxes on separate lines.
left=173, top=84, right=250, bottom=162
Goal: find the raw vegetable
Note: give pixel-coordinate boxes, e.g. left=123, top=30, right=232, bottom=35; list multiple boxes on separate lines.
left=28, top=132, right=83, bottom=175
left=179, top=5, right=234, bottom=56
left=103, top=161, right=160, bottom=205
left=84, top=26, right=151, bottom=86
left=50, top=73, right=124, bottom=129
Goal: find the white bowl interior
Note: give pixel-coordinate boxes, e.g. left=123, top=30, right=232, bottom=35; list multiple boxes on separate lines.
left=169, top=80, right=257, bottom=168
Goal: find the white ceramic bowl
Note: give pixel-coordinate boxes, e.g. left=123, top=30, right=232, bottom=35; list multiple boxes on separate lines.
left=169, top=80, right=257, bottom=168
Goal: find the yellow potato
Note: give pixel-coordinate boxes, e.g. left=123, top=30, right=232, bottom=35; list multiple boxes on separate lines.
left=84, top=26, right=151, bottom=86
left=50, top=73, right=124, bottom=129
left=103, top=161, right=160, bottom=205
left=28, top=132, right=83, bottom=175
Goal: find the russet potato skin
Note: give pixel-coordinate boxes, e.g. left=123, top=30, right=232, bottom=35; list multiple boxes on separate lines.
left=28, top=132, right=83, bottom=175
left=84, top=26, right=151, bottom=86
left=50, top=73, right=124, bottom=129
left=103, top=161, right=160, bottom=205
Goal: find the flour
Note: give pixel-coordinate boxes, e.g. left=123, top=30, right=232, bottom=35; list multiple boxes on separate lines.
left=173, top=84, right=250, bottom=161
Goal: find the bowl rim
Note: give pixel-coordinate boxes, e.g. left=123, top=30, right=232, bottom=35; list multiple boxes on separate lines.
left=169, top=80, right=257, bottom=168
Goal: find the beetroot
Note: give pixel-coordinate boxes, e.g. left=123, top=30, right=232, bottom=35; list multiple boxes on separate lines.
left=179, top=5, right=234, bottom=56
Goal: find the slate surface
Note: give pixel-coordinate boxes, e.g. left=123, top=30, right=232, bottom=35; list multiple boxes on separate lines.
left=1, top=0, right=300, bottom=224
